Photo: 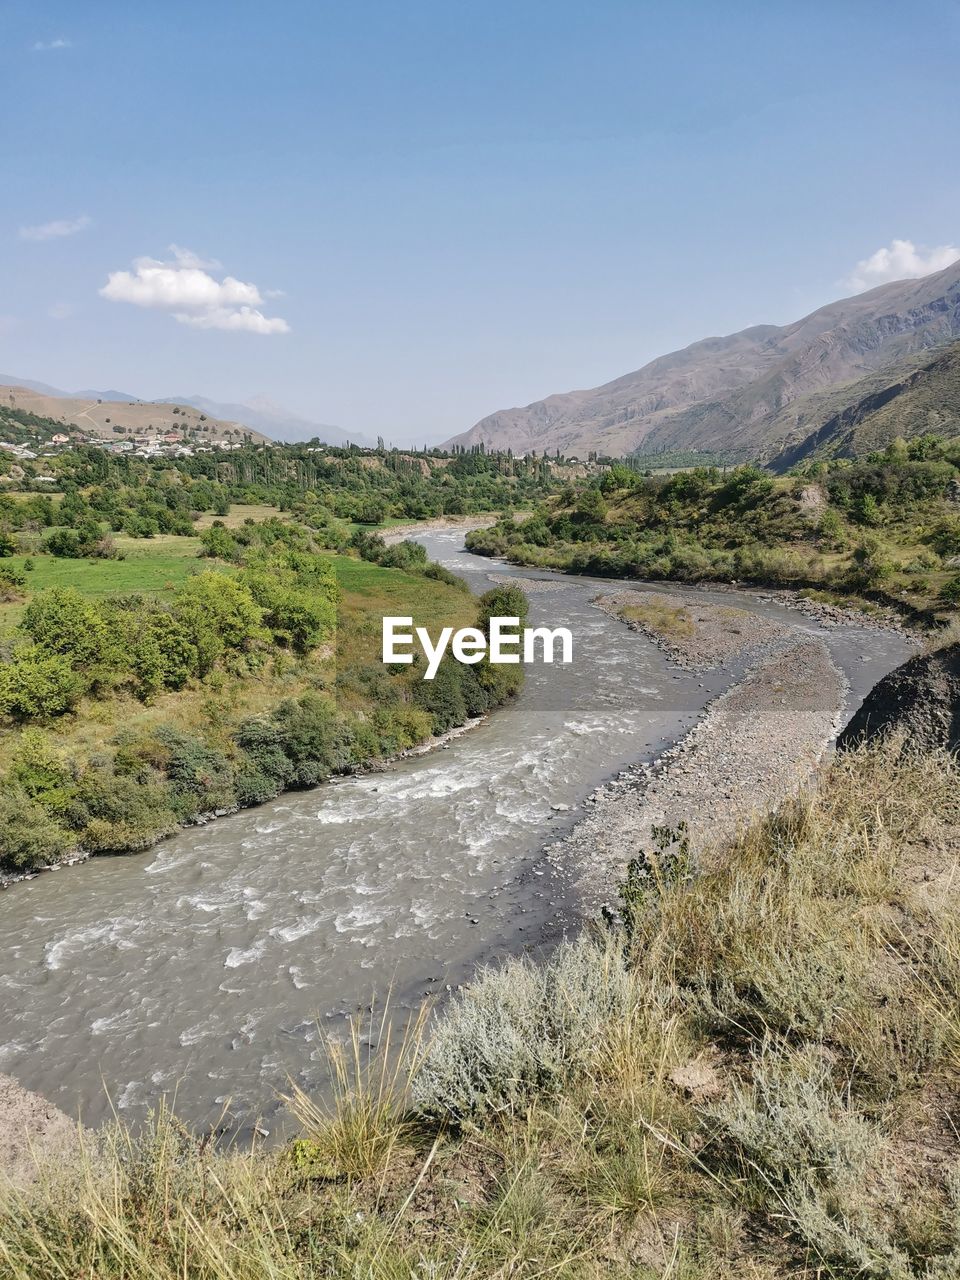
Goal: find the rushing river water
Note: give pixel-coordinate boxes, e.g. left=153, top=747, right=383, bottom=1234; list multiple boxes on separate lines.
left=0, top=533, right=915, bottom=1133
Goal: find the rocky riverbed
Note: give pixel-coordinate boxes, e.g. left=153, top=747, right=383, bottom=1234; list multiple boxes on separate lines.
left=547, top=633, right=848, bottom=916
left=594, top=589, right=790, bottom=670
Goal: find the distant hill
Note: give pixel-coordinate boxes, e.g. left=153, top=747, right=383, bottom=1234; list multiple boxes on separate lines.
left=159, top=393, right=370, bottom=447
left=0, top=378, right=366, bottom=448
left=0, top=386, right=269, bottom=445
left=444, top=260, right=960, bottom=460
left=0, top=376, right=140, bottom=401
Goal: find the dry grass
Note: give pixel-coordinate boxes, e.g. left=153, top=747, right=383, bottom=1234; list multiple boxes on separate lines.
left=620, top=601, right=695, bottom=640
left=3, top=741, right=960, bottom=1277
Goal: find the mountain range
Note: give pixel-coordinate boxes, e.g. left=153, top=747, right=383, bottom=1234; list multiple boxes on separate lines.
left=444, top=260, right=960, bottom=463
left=156, top=394, right=371, bottom=447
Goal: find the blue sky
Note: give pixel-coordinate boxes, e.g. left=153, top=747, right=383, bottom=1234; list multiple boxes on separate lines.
left=3, top=1, right=959, bottom=443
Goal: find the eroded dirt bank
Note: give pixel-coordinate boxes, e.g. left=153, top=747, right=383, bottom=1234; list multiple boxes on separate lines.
left=0, top=1075, right=82, bottom=1187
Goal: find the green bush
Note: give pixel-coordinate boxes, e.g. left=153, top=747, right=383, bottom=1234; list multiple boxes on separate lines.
left=67, top=770, right=179, bottom=852
left=148, top=727, right=236, bottom=817
left=172, top=572, right=267, bottom=675
left=8, top=730, right=74, bottom=812
left=0, top=649, right=85, bottom=720
left=242, top=571, right=335, bottom=653
left=413, top=658, right=469, bottom=733
left=198, top=523, right=240, bottom=560
left=234, top=718, right=296, bottom=788
left=0, top=786, right=72, bottom=871
left=22, top=587, right=115, bottom=672
left=269, top=694, right=353, bottom=783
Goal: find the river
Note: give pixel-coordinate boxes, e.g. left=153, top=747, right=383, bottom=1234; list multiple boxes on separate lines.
left=0, top=533, right=915, bottom=1133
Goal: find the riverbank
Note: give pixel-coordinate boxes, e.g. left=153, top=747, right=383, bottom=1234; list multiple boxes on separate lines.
left=0, top=1075, right=81, bottom=1188
left=381, top=514, right=496, bottom=544
left=546, top=585, right=892, bottom=915
left=0, top=715, right=490, bottom=891
left=549, top=631, right=848, bottom=916
left=5, top=741, right=960, bottom=1277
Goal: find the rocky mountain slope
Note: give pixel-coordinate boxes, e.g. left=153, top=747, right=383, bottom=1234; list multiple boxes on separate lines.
left=445, top=260, right=960, bottom=460
left=770, top=339, right=960, bottom=469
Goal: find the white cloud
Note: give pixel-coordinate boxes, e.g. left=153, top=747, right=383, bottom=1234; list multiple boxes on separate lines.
left=33, top=38, right=71, bottom=51
left=19, top=214, right=91, bottom=242
left=48, top=301, right=74, bottom=321
left=167, top=243, right=222, bottom=270
left=174, top=306, right=290, bottom=334
left=99, top=249, right=289, bottom=335
left=845, top=238, right=960, bottom=292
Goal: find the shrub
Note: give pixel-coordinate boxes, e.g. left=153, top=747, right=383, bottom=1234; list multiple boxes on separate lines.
left=21, top=588, right=115, bottom=671
left=412, top=658, right=469, bottom=733
left=929, top=516, right=960, bottom=558
left=150, top=727, right=236, bottom=817
left=130, top=610, right=200, bottom=697
left=0, top=649, right=84, bottom=720
left=0, top=566, right=26, bottom=602
left=8, top=729, right=73, bottom=811
left=0, top=786, right=72, bottom=871
left=198, top=523, right=239, bottom=560
left=710, top=1044, right=907, bottom=1274
left=172, top=572, right=266, bottom=675
left=242, top=571, right=335, bottom=653
left=234, top=718, right=296, bottom=788
left=68, top=770, right=178, bottom=852
left=414, top=936, right=635, bottom=1120
left=269, top=694, right=353, bottom=783
left=43, top=528, right=82, bottom=557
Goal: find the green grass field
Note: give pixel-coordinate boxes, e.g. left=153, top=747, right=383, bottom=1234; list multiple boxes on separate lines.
left=3, top=538, right=201, bottom=597
left=0, top=538, right=204, bottom=637
left=329, top=553, right=476, bottom=663
left=193, top=503, right=289, bottom=529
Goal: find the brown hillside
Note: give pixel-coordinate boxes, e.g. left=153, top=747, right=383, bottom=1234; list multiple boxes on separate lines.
left=0, top=386, right=270, bottom=445
left=445, top=260, right=960, bottom=459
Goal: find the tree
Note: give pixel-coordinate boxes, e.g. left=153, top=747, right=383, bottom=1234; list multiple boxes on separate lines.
left=576, top=486, right=608, bottom=521
left=0, top=788, right=71, bottom=870
left=0, top=649, right=84, bottom=720
left=199, top=523, right=239, bottom=560
left=172, top=572, right=266, bottom=674
left=242, top=571, right=335, bottom=653
left=22, top=588, right=115, bottom=671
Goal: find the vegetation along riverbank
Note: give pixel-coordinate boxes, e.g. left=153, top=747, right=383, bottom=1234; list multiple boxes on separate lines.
left=465, top=433, right=960, bottom=624
left=0, top=434, right=562, bottom=883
